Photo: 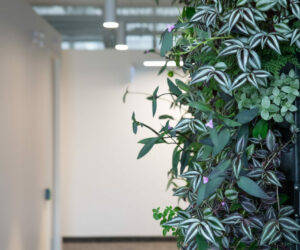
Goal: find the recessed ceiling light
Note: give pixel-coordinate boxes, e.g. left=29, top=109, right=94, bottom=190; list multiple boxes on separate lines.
left=103, top=0, right=118, bottom=29
left=115, top=44, right=128, bottom=51
left=103, top=21, right=119, bottom=29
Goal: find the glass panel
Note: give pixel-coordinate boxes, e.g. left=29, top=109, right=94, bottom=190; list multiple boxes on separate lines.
left=117, top=7, right=153, bottom=16
left=127, top=35, right=153, bottom=50
left=32, top=6, right=102, bottom=16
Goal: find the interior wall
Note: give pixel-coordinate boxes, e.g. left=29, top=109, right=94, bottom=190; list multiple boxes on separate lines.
left=0, top=0, right=61, bottom=249
left=61, top=50, right=182, bottom=237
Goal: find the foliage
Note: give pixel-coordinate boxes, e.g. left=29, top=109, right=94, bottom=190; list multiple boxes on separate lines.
left=130, top=0, right=300, bottom=249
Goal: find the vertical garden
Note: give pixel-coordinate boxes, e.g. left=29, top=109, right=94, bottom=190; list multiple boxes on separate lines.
left=131, top=0, right=300, bottom=249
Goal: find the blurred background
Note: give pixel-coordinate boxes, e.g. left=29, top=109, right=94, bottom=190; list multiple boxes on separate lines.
left=0, top=0, right=183, bottom=250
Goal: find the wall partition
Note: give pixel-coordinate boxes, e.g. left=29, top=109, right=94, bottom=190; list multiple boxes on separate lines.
left=60, top=50, right=183, bottom=237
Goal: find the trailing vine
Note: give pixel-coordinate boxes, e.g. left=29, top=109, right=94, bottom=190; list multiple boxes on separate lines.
left=129, top=0, right=300, bottom=249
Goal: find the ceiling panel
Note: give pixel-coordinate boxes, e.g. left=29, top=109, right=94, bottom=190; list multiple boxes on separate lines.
left=28, top=0, right=177, bottom=7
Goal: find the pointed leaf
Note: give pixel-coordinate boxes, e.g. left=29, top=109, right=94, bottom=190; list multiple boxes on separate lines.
left=237, top=176, right=269, bottom=199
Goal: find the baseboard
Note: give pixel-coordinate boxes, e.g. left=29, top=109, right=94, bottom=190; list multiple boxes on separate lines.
left=63, top=236, right=176, bottom=243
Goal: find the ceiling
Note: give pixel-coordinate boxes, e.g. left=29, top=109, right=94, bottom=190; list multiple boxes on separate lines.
left=28, top=0, right=176, bottom=7
left=28, top=0, right=179, bottom=50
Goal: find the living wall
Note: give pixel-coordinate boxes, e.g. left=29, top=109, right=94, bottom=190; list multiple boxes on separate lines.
left=130, top=0, right=300, bottom=249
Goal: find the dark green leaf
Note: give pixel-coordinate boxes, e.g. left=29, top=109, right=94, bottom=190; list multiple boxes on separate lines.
left=266, top=130, right=276, bottom=151
left=172, top=147, right=181, bottom=177
left=167, top=78, right=182, bottom=96
left=160, top=31, right=173, bottom=57
left=197, top=177, right=224, bottom=205
left=196, top=234, right=208, bottom=250
left=235, top=108, right=259, bottom=124
left=137, top=137, right=160, bottom=159
left=212, top=128, right=231, bottom=156
left=175, top=79, right=190, bottom=92
left=189, top=101, right=212, bottom=112
left=152, top=87, right=159, bottom=117
left=252, top=119, right=268, bottom=139
left=159, top=115, right=174, bottom=120
left=237, top=176, right=269, bottom=199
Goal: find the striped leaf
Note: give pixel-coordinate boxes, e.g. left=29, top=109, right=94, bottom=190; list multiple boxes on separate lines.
left=233, top=157, right=242, bottom=179
left=274, top=23, right=291, bottom=34
left=206, top=216, right=225, bottom=231
left=283, top=229, right=300, bottom=244
left=229, top=9, right=241, bottom=30
left=225, top=189, right=239, bottom=200
left=266, top=171, right=282, bottom=187
left=237, top=48, right=249, bottom=72
left=241, top=200, right=256, bottom=213
left=260, top=220, right=277, bottom=245
left=280, top=206, right=295, bottom=217
left=237, top=0, right=248, bottom=6
left=163, top=217, right=183, bottom=226
left=222, top=214, right=243, bottom=224
left=291, top=2, right=300, bottom=19
left=241, top=220, right=253, bottom=239
left=184, top=222, right=200, bottom=244
left=199, top=221, right=217, bottom=245
left=266, top=34, right=281, bottom=54
left=279, top=217, right=300, bottom=231
left=256, top=0, right=277, bottom=11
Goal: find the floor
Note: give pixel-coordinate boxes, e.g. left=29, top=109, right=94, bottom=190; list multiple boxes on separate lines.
left=63, top=242, right=178, bottom=250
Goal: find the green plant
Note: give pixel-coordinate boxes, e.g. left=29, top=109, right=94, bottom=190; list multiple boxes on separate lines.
left=129, top=0, right=300, bottom=249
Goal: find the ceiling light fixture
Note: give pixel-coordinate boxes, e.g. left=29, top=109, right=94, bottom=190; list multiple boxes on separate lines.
left=143, top=61, right=183, bottom=67
left=115, top=22, right=128, bottom=51
left=103, top=0, right=119, bottom=29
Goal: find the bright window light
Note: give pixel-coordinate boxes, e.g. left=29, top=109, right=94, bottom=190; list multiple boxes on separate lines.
left=103, top=21, right=119, bottom=29
left=155, top=7, right=181, bottom=16
left=126, top=23, right=154, bottom=32
left=117, top=7, right=153, bottom=16
left=115, top=44, right=129, bottom=51
left=73, top=41, right=105, bottom=50
left=143, top=61, right=183, bottom=67
left=127, top=35, right=153, bottom=50
left=33, top=6, right=102, bottom=16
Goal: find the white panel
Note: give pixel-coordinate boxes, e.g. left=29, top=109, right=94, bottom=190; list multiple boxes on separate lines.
left=61, top=50, right=184, bottom=236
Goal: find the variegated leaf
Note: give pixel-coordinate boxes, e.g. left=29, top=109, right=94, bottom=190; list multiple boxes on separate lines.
left=266, top=34, right=281, bottom=54
left=222, top=214, right=243, bottom=224
left=237, top=0, right=248, bottom=6
left=237, top=48, right=249, bottom=72
left=269, top=232, right=281, bottom=245
left=229, top=9, right=241, bottom=30
left=233, top=157, right=242, bottom=179
left=274, top=23, right=291, bottom=34
left=291, top=2, right=300, bottom=19
left=206, top=216, right=225, bottom=231
left=163, top=216, right=183, bottom=226
left=280, top=206, right=295, bottom=217
left=260, top=220, right=277, bottom=245
left=249, top=216, right=264, bottom=229
left=247, top=168, right=264, bottom=178
left=219, top=45, right=240, bottom=57
left=241, top=220, right=253, bottom=239
left=232, top=73, right=248, bottom=90
left=184, top=222, right=200, bottom=244
left=266, top=171, right=282, bottom=187
left=279, top=217, right=300, bottom=231
left=199, top=221, right=217, bottom=245
left=225, top=189, right=239, bottom=200
left=241, top=200, right=256, bottom=213
left=283, top=229, right=300, bottom=244
left=256, top=0, right=277, bottom=11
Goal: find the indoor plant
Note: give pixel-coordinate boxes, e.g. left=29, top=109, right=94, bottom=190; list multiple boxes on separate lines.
left=130, top=0, right=300, bottom=249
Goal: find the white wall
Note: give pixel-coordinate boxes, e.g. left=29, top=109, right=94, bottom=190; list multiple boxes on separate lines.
left=0, top=0, right=61, bottom=249
left=61, top=51, right=182, bottom=237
